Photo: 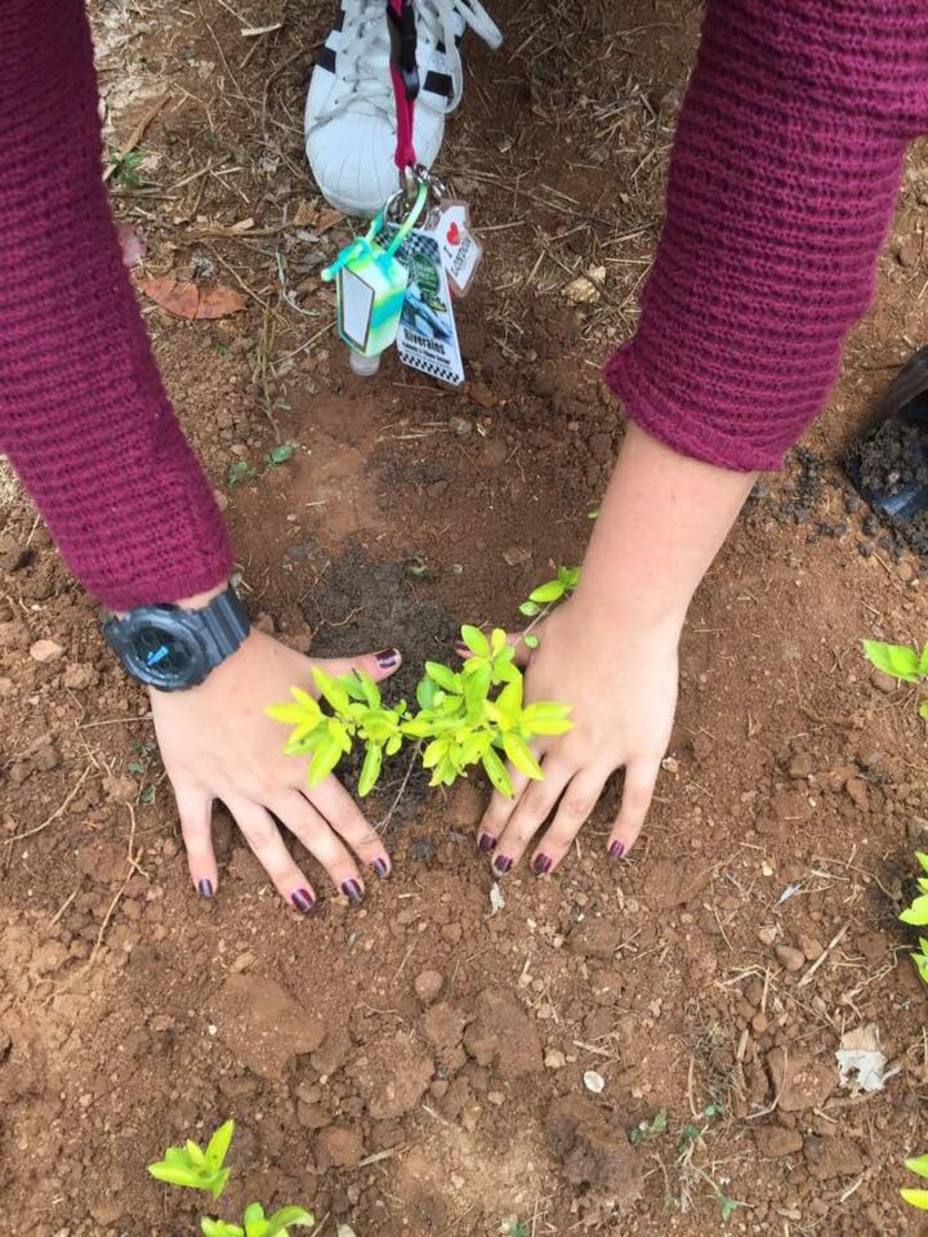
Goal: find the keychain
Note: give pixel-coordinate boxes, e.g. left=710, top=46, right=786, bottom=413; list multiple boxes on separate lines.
left=321, top=181, right=428, bottom=375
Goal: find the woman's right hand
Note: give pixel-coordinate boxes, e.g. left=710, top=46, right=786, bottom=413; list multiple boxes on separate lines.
left=149, top=628, right=402, bottom=911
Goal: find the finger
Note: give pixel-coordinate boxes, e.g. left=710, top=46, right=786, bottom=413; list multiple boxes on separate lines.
left=531, top=768, right=609, bottom=876
left=455, top=631, right=533, bottom=668
left=315, top=646, right=402, bottom=685
left=607, top=758, right=662, bottom=860
left=271, top=789, right=366, bottom=903
left=226, top=795, right=317, bottom=913
left=175, top=782, right=218, bottom=899
left=303, top=777, right=391, bottom=879
left=493, top=757, right=576, bottom=874
left=476, top=765, right=532, bottom=856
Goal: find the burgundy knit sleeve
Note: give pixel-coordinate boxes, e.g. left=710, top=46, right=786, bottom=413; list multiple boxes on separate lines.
left=0, top=0, right=232, bottom=611
left=604, top=1, right=928, bottom=473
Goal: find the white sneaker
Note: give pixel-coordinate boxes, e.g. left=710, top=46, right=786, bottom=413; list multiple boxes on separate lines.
left=305, top=0, right=502, bottom=216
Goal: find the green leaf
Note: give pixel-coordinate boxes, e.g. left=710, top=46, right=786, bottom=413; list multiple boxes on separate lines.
left=521, top=701, right=573, bottom=737
left=228, top=459, right=255, bottom=487
left=557, top=565, right=581, bottom=589
left=307, top=736, right=343, bottom=787
left=205, top=1120, right=235, bottom=1176
left=518, top=601, right=540, bottom=617
left=358, top=743, right=383, bottom=797
left=920, top=698, right=928, bottom=720
left=496, top=676, right=523, bottom=724
left=265, top=442, right=295, bottom=467
left=905, top=1155, right=928, bottom=1180
left=502, top=733, right=543, bottom=780
left=719, top=1196, right=740, bottom=1222
left=901, top=1188, right=928, bottom=1210
left=490, top=628, right=507, bottom=655
left=263, top=1206, right=315, bottom=1235
left=916, top=852, right=928, bottom=875
left=523, top=634, right=540, bottom=650
left=901, top=895, right=928, bottom=926
left=312, top=668, right=350, bottom=713
left=459, top=625, right=489, bottom=657
left=920, top=644, right=928, bottom=676
left=482, top=748, right=513, bottom=798
left=185, top=1139, right=206, bottom=1167
left=425, top=661, right=461, bottom=693
left=385, top=733, right=402, bottom=756
left=463, top=664, right=492, bottom=712
left=147, top=1161, right=203, bottom=1191
left=528, top=579, right=565, bottom=604
left=862, top=640, right=920, bottom=682
left=202, top=1220, right=244, bottom=1237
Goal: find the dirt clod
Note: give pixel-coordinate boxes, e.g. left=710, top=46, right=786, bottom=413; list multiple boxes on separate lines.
left=546, top=1095, right=642, bottom=1201
left=413, top=969, right=444, bottom=1005
left=212, top=975, right=324, bottom=1081
left=754, top=1126, right=804, bottom=1158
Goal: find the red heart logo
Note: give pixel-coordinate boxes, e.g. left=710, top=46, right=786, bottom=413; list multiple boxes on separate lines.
left=446, top=221, right=461, bottom=246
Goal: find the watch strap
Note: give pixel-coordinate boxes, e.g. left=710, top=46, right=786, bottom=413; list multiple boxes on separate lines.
left=199, top=589, right=251, bottom=663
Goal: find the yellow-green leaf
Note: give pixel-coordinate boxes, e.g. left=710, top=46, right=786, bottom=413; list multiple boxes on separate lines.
left=901, top=895, right=928, bottom=926
left=312, top=667, right=350, bottom=713
left=358, top=743, right=382, bottom=797
left=905, top=1155, right=928, bottom=1180
left=482, top=748, right=513, bottom=798
left=459, top=625, right=489, bottom=656
left=502, top=733, right=543, bottom=780
left=205, top=1120, right=234, bottom=1176
left=901, top=1187, right=928, bottom=1210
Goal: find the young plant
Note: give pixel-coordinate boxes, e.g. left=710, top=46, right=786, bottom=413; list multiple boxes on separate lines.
left=109, top=147, right=145, bottom=188
left=901, top=1153, right=928, bottom=1210
left=517, top=565, right=580, bottom=649
left=148, top=1120, right=313, bottom=1236
left=898, top=851, right=928, bottom=986
left=862, top=639, right=928, bottom=718
left=267, top=626, right=572, bottom=801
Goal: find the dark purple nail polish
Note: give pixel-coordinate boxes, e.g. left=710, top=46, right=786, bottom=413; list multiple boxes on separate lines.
left=494, top=855, right=513, bottom=875
left=376, top=648, right=400, bottom=669
left=291, top=888, right=315, bottom=913
left=342, top=879, right=364, bottom=904
left=197, top=878, right=214, bottom=898
left=478, top=832, right=497, bottom=854
left=609, top=840, right=625, bottom=861
left=371, top=857, right=390, bottom=879
left=532, top=854, right=552, bottom=875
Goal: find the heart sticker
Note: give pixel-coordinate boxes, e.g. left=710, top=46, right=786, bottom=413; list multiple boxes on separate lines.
left=446, top=221, right=461, bottom=246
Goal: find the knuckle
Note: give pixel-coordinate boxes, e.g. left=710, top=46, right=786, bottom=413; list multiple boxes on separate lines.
left=560, top=794, right=594, bottom=823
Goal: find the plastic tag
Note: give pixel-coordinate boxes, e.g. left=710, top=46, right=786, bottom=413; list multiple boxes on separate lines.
left=321, top=182, right=428, bottom=359
left=385, top=224, right=465, bottom=386
left=431, top=201, right=482, bottom=297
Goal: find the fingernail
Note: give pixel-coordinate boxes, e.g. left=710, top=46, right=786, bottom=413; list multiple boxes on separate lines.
left=371, top=857, right=390, bottom=879
left=376, top=648, right=400, bottom=669
left=532, top=854, right=552, bottom=875
left=197, top=878, right=214, bottom=898
left=609, top=840, right=625, bottom=861
left=478, top=832, right=497, bottom=853
left=493, top=854, right=513, bottom=875
left=291, top=888, right=315, bottom=913
left=342, top=878, right=364, bottom=904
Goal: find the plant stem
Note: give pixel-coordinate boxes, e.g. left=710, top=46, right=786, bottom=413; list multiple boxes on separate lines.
left=375, top=741, right=422, bottom=834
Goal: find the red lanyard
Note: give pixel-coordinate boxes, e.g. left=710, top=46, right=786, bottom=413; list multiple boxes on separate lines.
left=386, top=0, right=419, bottom=173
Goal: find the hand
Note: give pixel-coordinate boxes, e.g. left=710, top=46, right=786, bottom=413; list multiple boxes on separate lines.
left=149, top=629, right=402, bottom=910
left=473, top=594, right=679, bottom=874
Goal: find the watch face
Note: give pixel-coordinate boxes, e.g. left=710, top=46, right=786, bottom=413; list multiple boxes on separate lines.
left=115, top=611, right=210, bottom=689
left=132, top=624, right=196, bottom=678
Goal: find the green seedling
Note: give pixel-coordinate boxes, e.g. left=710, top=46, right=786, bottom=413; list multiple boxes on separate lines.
left=148, top=1120, right=313, bottom=1236
left=109, top=147, right=145, bottom=188
left=518, top=565, right=580, bottom=618
left=264, top=443, right=295, bottom=469
left=268, top=626, right=572, bottom=800
left=502, top=1223, right=529, bottom=1237
left=629, top=1106, right=668, bottom=1146
left=228, top=459, right=257, bottom=487
left=901, top=1152, right=928, bottom=1210
left=898, top=851, right=928, bottom=986
left=862, top=639, right=928, bottom=718
left=148, top=1119, right=235, bottom=1200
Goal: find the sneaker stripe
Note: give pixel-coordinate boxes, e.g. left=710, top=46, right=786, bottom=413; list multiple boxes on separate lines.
left=423, top=69, right=453, bottom=98
left=316, top=44, right=337, bottom=73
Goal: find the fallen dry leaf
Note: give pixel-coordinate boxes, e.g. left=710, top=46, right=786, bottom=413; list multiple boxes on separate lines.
left=141, top=275, right=245, bottom=320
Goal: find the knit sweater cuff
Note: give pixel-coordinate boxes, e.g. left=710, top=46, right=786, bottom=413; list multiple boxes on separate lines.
left=604, top=0, right=923, bottom=473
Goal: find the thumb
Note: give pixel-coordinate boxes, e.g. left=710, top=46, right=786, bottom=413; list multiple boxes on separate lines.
left=314, top=646, right=402, bottom=684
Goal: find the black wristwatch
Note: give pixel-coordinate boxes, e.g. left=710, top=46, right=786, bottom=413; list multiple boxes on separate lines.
left=102, top=587, right=250, bottom=691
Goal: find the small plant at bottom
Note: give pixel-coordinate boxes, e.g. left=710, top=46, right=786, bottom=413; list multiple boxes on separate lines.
left=147, top=1119, right=313, bottom=1236
left=901, top=1153, right=928, bottom=1210
left=862, top=639, right=928, bottom=718
left=109, top=147, right=145, bottom=188
left=268, top=626, right=572, bottom=801
left=898, top=850, right=928, bottom=986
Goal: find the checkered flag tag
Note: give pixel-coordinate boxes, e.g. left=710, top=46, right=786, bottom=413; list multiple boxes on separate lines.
left=384, top=224, right=465, bottom=386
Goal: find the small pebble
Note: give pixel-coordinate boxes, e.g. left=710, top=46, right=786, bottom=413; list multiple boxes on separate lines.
left=775, top=944, right=806, bottom=973
left=413, top=969, right=444, bottom=1005
left=583, top=1069, right=605, bottom=1094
